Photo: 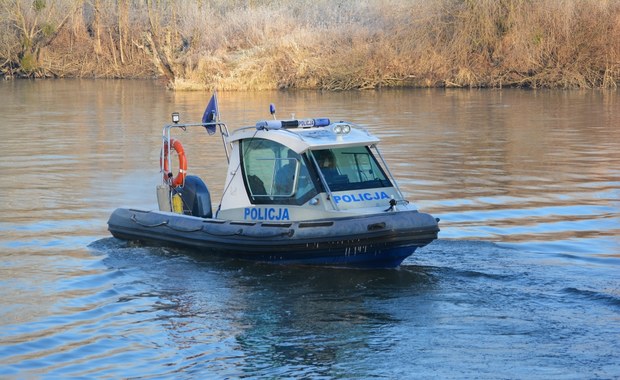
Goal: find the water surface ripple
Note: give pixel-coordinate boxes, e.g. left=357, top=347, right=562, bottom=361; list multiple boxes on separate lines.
left=0, top=81, right=618, bottom=378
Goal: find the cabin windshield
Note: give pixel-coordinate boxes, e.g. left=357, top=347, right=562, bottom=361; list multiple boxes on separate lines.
left=311, top=146, right=392, bottom=192
left=240, top=138, right=318, bottom=205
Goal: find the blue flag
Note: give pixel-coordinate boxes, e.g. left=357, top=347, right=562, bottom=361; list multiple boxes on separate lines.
left=202, top=92, right=219, bottom=135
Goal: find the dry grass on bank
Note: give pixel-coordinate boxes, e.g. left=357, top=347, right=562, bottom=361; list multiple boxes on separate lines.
left=157, top=0, right=620, bottom=90
left=1, top=0, right=619, bottom=90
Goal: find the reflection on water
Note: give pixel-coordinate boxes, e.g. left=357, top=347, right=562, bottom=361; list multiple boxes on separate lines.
left=370, top=90, right=620, bottom=252
left=1, top=82, right=618, bottom=256
left=0, top=80, right=619, bottom=378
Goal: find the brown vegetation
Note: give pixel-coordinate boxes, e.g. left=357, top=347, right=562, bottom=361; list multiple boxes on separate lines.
left=1, top=0, right=619, bottom=90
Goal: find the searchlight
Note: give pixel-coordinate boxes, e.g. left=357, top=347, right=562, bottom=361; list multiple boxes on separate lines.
left=331, top=123, right=351, bottom=135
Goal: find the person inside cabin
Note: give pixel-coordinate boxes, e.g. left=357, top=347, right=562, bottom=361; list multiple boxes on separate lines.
left=314, top=149, right=341, bottom=184
left=274, top=150, right=299, bottom=195
left=248, top=174, right=267, bottom=196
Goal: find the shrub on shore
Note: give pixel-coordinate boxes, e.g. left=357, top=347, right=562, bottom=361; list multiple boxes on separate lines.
left=0, top=0, right=618, bottom=90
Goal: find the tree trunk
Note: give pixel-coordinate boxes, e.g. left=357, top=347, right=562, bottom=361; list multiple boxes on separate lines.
left=144, top=0, right=175, bottom=83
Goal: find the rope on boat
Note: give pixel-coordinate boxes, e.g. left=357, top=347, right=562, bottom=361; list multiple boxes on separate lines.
left=201, top=225, right=294, bottom=238
left=201, top=225, right=244, bottom=236
left=130, top=213, right=201, bottom=232
left=130, top=212, right=294, bottom=238
left=237, top=229, right=295, bottom=238
left=131, top=214, right=169, bottom=228
left=165, top=224, right=204, bottom=233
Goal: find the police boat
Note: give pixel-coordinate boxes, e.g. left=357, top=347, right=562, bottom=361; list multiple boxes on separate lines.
left=107, top=101, right=439, bottom=268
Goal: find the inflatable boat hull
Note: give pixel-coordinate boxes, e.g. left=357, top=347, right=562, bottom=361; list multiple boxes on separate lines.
left=108, top=208, right=439, bottom=268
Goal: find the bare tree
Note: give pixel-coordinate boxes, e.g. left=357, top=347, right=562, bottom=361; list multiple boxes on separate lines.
left=0, top=0, right=82, bottom=77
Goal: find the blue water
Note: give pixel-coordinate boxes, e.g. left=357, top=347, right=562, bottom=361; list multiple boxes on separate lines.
left=1, top=81, right=619, bottom=378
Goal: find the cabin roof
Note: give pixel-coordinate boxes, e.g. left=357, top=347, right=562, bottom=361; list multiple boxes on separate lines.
left=226, top=121, right=381, bottom=153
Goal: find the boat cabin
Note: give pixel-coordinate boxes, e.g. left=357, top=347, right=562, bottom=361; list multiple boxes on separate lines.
left=213, top=118, right=410, bottom=222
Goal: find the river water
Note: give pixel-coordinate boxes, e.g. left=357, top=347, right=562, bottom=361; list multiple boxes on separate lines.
left=0, top=80, right=618, bottom=378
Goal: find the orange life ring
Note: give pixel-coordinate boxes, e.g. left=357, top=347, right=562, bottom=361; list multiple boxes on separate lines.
left=161, top=138, right=187, bottom=187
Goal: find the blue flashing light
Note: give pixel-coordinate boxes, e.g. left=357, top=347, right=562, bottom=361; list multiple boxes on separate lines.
left=269, top=104, right=276, bottom=115
left=297, top=118, right=331, bottom=128
left=314, top=118, right=330, bottom=127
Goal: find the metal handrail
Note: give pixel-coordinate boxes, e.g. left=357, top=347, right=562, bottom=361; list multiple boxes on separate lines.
left=161, top=122, right=231, bottom=185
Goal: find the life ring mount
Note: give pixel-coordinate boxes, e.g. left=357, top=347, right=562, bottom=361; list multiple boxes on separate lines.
left=162, top=138, right=187, bottom=187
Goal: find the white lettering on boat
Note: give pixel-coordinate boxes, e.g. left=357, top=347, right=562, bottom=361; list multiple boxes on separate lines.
left=333, top=191, right=390, bottom=204
left=244, top=207, right=290, bottom=221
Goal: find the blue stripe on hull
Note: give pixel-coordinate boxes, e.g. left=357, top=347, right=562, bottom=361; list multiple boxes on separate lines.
left=261, top=246, right=416, bottom=268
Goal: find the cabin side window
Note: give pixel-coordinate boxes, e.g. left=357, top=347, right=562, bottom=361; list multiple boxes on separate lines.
left=311, top=146, right=392, bottom=191
left=240, top=138, right=318, bottom=205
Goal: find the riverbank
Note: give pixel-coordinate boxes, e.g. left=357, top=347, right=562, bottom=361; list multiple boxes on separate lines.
left=1, top=0, right=619, bottom=90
